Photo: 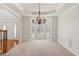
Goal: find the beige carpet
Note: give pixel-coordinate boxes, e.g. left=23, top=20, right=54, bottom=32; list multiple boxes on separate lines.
left=7, top=40, right=74, bottom=56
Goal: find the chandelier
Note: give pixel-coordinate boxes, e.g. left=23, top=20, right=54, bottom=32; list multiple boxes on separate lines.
left=32, top=3, right=46, bottom=24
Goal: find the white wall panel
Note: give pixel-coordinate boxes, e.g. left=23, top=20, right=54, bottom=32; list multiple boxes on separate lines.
left=58, top=4, right=79, bottom=55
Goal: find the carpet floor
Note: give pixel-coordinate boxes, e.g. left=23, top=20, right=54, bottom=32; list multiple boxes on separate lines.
left=7, top=40, right=74, bottom=56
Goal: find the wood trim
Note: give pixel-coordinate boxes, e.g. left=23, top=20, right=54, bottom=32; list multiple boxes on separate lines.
left=0, top=39, right=19, bottom=53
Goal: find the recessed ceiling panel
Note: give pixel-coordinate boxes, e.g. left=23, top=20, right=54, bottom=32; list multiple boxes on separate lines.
left=20, top=3, right=60, bottom=13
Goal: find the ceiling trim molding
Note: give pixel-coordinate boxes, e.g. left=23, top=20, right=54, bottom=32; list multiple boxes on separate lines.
left=0, top=4, right=21, bottom=20
left=21, top=9, right=56, bottom=16
left=56, top=3, right=78, bottom=16
left=22, top=11, right=57, bottom=16
left=13, top=3, right=24, bottom=12
left=31, top=10, right=56, bottom=15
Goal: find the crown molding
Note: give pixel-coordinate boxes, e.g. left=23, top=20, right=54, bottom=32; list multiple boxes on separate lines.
left=13, top=3, right=24, bottom=12
left=21, top=9, right=56, bottom=16
left=0, top=4, right=21, bottom=20
left=56, top=3, right=78, bottom=16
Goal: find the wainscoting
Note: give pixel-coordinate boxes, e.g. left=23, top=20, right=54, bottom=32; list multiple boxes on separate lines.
left=0, top=39, right=19, bottom=53
left=58, top=36, right=79, bottom=56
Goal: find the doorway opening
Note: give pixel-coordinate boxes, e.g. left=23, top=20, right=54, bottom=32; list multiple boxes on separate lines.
left=30, top=16, right=52, bottom=40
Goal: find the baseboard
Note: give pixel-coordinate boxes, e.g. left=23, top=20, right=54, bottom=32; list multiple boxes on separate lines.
left=58, top=41, right=78, bottom=56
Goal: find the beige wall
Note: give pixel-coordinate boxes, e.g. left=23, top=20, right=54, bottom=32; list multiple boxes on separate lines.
left=58, top=4, right=79, bottom=55
left=16, top=19, right=22, bottom=40
left=21, top=16, right=30, bottom=41
left=21, top=16, right=58, bottom=41
left=51, top=16, right=58, bottom=41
